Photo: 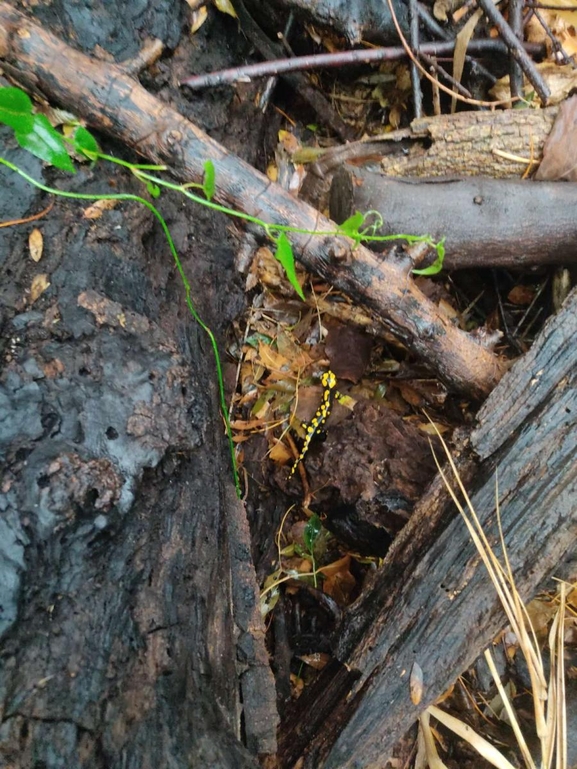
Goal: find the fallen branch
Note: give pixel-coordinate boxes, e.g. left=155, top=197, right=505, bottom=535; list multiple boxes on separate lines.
left=182, top=38, right=545, bottom=90
left=329, top=168, right=577, bottom=270
left=0, top=3, right=505, bottom=398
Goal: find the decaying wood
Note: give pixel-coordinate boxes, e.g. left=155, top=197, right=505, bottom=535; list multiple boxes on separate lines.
left=388, top=109, right=556, bottom=177
left=329, top=168, right=577, bottom=270
left=278, top=288, right=577, bottom=768
left=301, top=107, right=557, bottom=205
left=0, top=3, right=505, bottom=398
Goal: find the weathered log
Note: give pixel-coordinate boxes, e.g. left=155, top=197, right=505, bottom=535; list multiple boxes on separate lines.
left=329, top=168, right=577, bottom=270
left=0, top=2, right=505, bottom=399
left=278, top=287, right=577, bottom=768
left=304, top=107, right=557, bottom=187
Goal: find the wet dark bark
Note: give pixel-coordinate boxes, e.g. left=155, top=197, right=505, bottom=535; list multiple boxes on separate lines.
left=0, top=4, right=277, bottom=768
left=0, top=152, right=277, bottom=767
left=0, top=2, right=505, bottom=399
left=329, top=168, right=577, bottom=270
left=278, top=288, right=577, bottom=768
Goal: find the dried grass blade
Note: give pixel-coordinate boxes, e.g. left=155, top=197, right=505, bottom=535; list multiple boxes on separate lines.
left=427, top=705, right=518, bottom=769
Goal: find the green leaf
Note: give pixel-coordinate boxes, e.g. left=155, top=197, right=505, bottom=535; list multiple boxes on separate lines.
left=338, top=211, right=364, bottom=238
left=203, top=160, right=215, bottom=201
left=274, top=233, right=305, bottom=300
left=304, top=513, right=322, bottom=554
left=412, top=240, right=446, bottom=276
left=73, top=125, right=100, bottom=159
left=15, top=114, right=75, bottom=172
left=146, top=181, right=161, bottom=198
left=0, top=87, right=34, bottom=132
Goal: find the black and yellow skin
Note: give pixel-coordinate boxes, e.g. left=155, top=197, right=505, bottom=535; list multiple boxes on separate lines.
left=289, top=370, right=339, bottom=477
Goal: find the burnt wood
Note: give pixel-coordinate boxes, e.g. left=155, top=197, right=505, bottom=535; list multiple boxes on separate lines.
left=0, top=9, right=277, bottom=768
left=279, top=288, right=577, bottom=768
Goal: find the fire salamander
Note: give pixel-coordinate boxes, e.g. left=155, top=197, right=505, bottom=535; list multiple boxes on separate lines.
left=289, top=370, right=340, bottom=477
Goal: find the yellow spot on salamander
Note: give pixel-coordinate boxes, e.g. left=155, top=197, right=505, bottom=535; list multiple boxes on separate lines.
left=289, top=370, right=339, bottom=478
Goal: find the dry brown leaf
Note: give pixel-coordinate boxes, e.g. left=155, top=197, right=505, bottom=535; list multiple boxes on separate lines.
left=451, top=8, right=483, bottom=113
left=535, top=94, right=577, bottom=181
left=257, top=341, right=290, bottom=374
left=269, top=439, right=292, bottom=464
left=490, top=62, right=577, bottom=106
left=508, top=285, right=536, bottom=305
left=410, top=662, right=424, bottom=705
left=297, top=653, right=331, bottom=670
left=278, top=130, right=300, bottom=156
left=433, top=0, right=461, bottom=22
left=83, top=198, right=118, bottom=219
left=30, top=273, right=50, bottom=304
left=190, top=5, right=208, bottom=34
left=266, top=161, right=278, bottom=182
left=28, top=228, right=43, bottom=262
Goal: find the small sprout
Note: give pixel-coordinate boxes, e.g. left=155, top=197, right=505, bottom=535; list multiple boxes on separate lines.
left=202, top=159, right=215, bottom=201
left=274, top=233, right=305, bottom=300
left=73, top=125, right=100, bottom=160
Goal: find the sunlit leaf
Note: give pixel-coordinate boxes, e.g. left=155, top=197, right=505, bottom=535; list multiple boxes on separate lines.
left=146, top=181, right=161, bottom=199
left=304, top=513, right=322, bottom=554
left=273, top=233, right=305, bottom=300
left=73, top=125, right=100, bottom=159
left=214, top=0, right=237, bottom=18
left=337, top=211, right=364, bottom=238
left=0, top=86, right=34, bottom=132
left=202, top=159, right=215, bottom=201
left=15, top=114, right=75, bottom=172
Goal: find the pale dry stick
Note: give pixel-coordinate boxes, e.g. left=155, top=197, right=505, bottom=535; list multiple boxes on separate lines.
left=484, top=649, right=536, bottom=769
left=418, top=710, right=449, bottom=769
left=428, top=705, right=518, bottom=769
left=430, top=431, right=554, bottom=766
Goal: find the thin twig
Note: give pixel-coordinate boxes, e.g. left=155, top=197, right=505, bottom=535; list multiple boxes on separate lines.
left=181, top=39, right=544, bottom=92
left=477, top=0, right=550, bottom=104
left=417, top=2, right=497, bottom=84
left=384, top=0, right=533, bottom=107
left=408, top=0, right=423, bottom=119
left=531, top=7, right=574, bottom=65
left=420, top=51, right=473, bottom=97
left=234, top=0, right=354, bottom=141
left=508, top=0, right=525, bottom=99
left=258, top=11, right=295, bottom=112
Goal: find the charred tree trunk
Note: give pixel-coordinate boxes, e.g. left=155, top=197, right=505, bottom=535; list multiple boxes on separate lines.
left=0, top=151, right=277, bottom=768
left=0, top=6, right=277, bottom=767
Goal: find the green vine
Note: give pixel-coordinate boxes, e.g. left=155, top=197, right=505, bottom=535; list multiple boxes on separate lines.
left=0, top=85, right=446, bottom=496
